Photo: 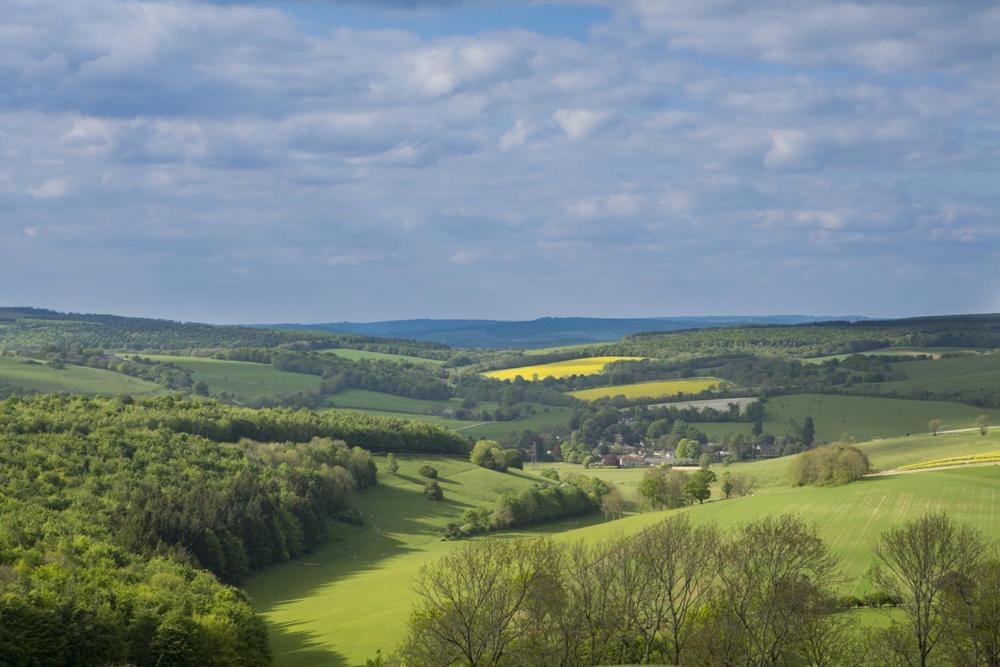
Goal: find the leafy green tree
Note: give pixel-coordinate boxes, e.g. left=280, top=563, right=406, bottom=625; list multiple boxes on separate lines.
left=683, top=469, right=715, bottom=504
left=470, top=440, right=508, bottom=472
left=423, top=480, right=443, bottom=501
left=975, top=414, right=990, bottom=436
left=386, top=453, right=399, bottom=475
left=802, top=416, right=815, bottom=446
left=929, top=418, right=943, bottom=436
left=418, top=464, right=438, bottom=479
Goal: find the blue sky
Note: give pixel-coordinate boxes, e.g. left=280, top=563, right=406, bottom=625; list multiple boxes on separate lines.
left=1, top=0, right=998, bottom=323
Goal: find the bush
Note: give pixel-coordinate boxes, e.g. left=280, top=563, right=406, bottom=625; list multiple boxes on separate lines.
left=540, top=469, right=560, bottom=481
left=790, top=443, right=870, bottom=486
left=470, top=440, right=508, bottom=472
left=423, top=480, right=443, bottom=501
left=418, top=464, right=438, bottom=479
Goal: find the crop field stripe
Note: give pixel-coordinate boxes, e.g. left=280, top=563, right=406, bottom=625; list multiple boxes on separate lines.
left=483, top=356, right=645, bottom=381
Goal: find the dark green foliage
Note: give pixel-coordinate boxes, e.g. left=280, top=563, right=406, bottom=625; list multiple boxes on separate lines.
left=0, top=306, right=448, bottom=356
left=0, top=393, right=475, bottom=664
left=791, top=443, right=871, bottom=486
left=539, top=469, right=560, bottom=481
left=418, top=464, right=438, bottom=479
left=423, top=480, right=443, bottom=501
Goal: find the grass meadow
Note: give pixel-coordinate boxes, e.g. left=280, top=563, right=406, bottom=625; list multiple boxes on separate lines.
left=483, top=356, right=644, bottom=381
left=320, top=349, right=445, bottom=365
left=143, top=355, right=320, bottom=401
left=247, top=449, right=1000, bottom=665
left=0, top=356, right=163, bottom=396
left=697, top=394, right=1000, bottom=443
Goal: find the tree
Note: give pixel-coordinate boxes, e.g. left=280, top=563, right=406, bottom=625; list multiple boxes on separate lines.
left=600, top=487, right=626, bottom=520
left=975, top=414, right=990, bottom=436
left=638, top=466, right=688, bottom=509
left=802, top=416, right=816, bottom=446
left=872, top=513, right=987, bottom=667
left=423, top=480, right=443, bottom=501
left=752, top=420, right=764, bottom=437
left=940, top=558, right=1000, bottom=666
left=470, top=440, right=508, bottom=472
left=721, top=472, right=735, bottom=499
left=929, top=418, right=943, bottom=436
left=192, top=380, right=210, bottom=397
left=386, top=453, right=399, bottom=476
left=698, top=452, right=713, bottom=470
left=418, top=464, right=437, bottom=479
left=683, top=469, right=715, bottom=504
left=633, top=517, right=721, bottom=665
left=694, top=515, right=843, bottom=667
left=398, top=539, right=565, bottom=665
left=790, top=443, right=870, bottom=486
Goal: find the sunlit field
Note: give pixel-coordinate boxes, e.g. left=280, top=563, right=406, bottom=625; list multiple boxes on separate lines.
left=569, top=377, right=727, bottom=401
left=483, top=356, right=644, bottom=381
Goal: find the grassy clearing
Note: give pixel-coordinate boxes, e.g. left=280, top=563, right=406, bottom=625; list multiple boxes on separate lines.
left=483, top=356, right=644, bottom=381
left=0, top=356, right=162, bottom=395
left=695, top=394, right=1000, bottom=443
left=143, top=355, right=320, bottom=401
left=245, top=455, right=569, bottom=666
left=320, top=349, right=444, bottom=365
left=569, top=377, right=727, bottom=401
left=248, top=455, right=1000, bottom=665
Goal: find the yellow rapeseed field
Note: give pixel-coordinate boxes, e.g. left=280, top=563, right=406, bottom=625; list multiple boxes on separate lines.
left=899, top=451, right=1000, bottom=470
left=483, top=356, right=645, bottom=381
left=569, top=378, right=726, bottom=401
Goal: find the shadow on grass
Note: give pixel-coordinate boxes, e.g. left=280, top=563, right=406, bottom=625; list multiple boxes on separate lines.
left=265, top=622, right=350, bottom=667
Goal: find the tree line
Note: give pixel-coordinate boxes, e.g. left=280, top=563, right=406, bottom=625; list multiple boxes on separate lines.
left=0, top=394, right=412, bottom=665
left=381, top=513, right=999, bottom=667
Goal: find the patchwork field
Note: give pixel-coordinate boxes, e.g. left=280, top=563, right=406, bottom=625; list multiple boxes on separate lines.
left=247, top=452, right=1000, bottom=665
left=483, top=356, right=644, bottom=381
left=569, top=377, right=727, bottom=401
left=321, top=348, right=445, bottom=365
left=0, top=356, right=163, bottom=395
left=143, top=355, right=320, bottom=400
left=697, top=394, right=1000, bottom=443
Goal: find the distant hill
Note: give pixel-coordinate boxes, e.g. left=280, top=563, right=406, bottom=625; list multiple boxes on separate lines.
left=266, top=315, right=867, bottom=349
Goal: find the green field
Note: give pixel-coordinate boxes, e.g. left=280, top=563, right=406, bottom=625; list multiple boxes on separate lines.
left=458, top=405, right=576, bottom=440
left=323, top=389, right=474, bottom=415
left=321, top=349, right=444, bottom=365
left=569, top=377, right=726, bottom=401
left=698, top=394, right=1000, bottom=443
left=248, top=451, right=1000, bottom=665
left=143, top=355, right=320, bottom=400
left=245, top=455, right=570, bottom=666
left=0, top=356, right=163, bottom=396
left=321, top=406, right=474, bottom=431
left=867, top=351, right=1000, bottom=393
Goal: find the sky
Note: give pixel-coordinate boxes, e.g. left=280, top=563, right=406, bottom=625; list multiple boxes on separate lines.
left=1, top=0, right=998, bottom=323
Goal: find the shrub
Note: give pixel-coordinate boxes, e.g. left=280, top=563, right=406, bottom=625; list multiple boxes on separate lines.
left=418, top=464, right=438, bottom=479
left=423, top=480, right=443, bottom=501
left=790, top=443, right=870, bottom=486
left=470, top=440, right=508, bottom=472
left=540, top=469, right=560, bottom=481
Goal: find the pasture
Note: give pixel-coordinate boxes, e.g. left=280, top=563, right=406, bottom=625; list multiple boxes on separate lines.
left=483, top=356, right=644, bottom=381
left=321, top=348, right=444, bottom=365
left=248, top=452, right=1000, bottom=665
left=569, top=377, right=727, bottom=401
left=142, top=354, right=320, bottom=401
left=697, top=394, right=1000, bottom=443
left=0, top=356, right=162, bottom=396
left=798, top=346, right=973, bottom=363
left=323, top=388, right=478, bottom=415
left=866, top=350, right=1000, bottom=393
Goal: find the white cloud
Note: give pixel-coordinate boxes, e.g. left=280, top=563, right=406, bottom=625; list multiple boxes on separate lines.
left=29, top=178, right=70, bottom=199
left=552, top=108, right=608, bottom=140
